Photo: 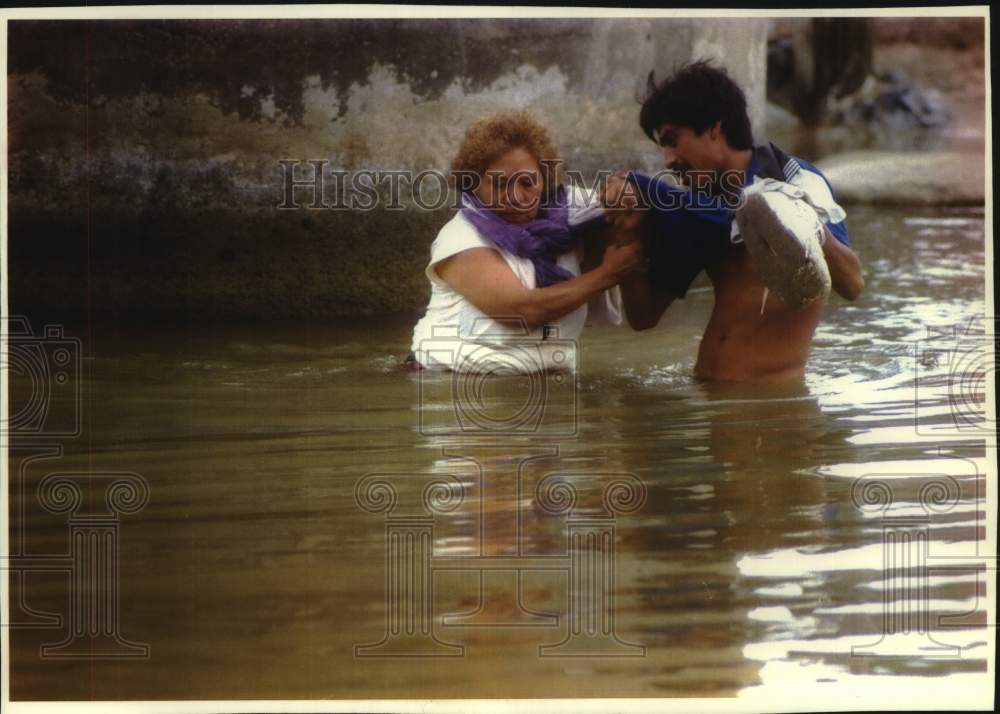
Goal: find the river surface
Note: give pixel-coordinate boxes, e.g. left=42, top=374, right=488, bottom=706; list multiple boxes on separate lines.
left=7, top=204, right=993, bottom=703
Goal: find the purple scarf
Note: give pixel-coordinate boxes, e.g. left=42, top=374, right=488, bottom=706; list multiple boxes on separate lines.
left=460, top=186, right=576, bottom=288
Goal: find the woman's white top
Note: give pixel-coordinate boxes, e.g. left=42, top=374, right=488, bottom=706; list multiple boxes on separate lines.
left=410, top=185, right=622, bottom=372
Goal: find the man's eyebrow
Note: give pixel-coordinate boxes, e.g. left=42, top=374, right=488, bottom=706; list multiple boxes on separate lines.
left=657, top=128, right=677, bottom=147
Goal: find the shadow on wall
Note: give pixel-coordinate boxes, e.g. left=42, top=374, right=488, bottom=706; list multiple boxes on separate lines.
left=8, top=18, right=768, bottom=320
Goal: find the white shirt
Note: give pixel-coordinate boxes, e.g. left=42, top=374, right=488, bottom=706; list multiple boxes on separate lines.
left=410, top=185, right=621, bottom=372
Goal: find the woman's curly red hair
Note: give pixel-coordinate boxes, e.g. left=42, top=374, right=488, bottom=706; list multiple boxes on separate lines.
left=450, top=110, right=563, bottom=196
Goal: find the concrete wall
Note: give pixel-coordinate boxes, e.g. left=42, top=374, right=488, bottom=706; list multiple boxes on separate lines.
left=7, top=18, right=768, bottom=320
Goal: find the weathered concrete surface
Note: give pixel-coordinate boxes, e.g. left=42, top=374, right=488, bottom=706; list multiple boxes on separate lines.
left=816, top=151, right=985, bottom=206
left=8, top=19, right=769, bottom=320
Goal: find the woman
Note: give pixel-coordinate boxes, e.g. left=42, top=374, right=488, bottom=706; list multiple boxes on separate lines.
left=409, top=111, right=643, bottom=372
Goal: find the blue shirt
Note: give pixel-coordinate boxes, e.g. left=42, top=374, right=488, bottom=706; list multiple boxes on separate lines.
left=629, top=142, right=850, bottom=299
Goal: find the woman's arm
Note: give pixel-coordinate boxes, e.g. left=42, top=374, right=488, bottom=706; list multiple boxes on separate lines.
left=435, top=241, right=643, bottom=331
left=578, top=221, right=607, bottom=273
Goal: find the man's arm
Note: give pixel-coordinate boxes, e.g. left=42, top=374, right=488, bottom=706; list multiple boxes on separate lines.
left=619, top=268, right=675, bottom=331
left=788, top=161, right=863, bottom=301
left=822, top=226, right=864, bottom=301
left=600, top=173, right=677, bottom=330
left=608, top=206, right=676, bottom=331
left=577, top=220, right=607, bottom=273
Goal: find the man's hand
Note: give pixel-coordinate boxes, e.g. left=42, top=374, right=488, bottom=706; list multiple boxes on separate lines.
left=821, top=226, right=864, bottom=301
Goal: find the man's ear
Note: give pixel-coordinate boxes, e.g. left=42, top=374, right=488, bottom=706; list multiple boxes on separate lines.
left=709, top=120, right=722, bottom=141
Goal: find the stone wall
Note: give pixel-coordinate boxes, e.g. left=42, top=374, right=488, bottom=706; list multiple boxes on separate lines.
left=7, top=18, right=768, bottom=320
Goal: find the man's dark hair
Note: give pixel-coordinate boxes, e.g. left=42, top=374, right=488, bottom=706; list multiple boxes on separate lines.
left=639, top=60, right=753, bottom=150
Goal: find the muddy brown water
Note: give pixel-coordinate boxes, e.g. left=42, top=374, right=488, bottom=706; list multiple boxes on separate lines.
left=7, top=204, right=991, bottom=701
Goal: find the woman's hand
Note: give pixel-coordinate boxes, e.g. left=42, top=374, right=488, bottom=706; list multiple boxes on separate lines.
left=601, top=172, right=647, bottom=244
left=601, top=173, right=642, bottom=224
left=600, top=239, right=646, bottom=282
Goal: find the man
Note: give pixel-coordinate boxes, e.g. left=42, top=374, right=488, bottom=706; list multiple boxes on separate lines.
left=604, top=61, right=864, bottom=382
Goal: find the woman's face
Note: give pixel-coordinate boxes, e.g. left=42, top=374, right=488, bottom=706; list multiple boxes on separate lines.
left=475, top=147, right=544, bottom=225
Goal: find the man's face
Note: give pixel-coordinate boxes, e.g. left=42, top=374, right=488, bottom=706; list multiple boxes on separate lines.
left=654, top=121, right=724, bottom=185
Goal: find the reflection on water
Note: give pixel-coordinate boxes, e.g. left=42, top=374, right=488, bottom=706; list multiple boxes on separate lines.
left=8, top=206, right=991, bottom=700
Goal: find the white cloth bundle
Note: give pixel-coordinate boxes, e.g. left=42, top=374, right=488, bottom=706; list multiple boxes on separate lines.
left=735, top=184, right=832, bottom=311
